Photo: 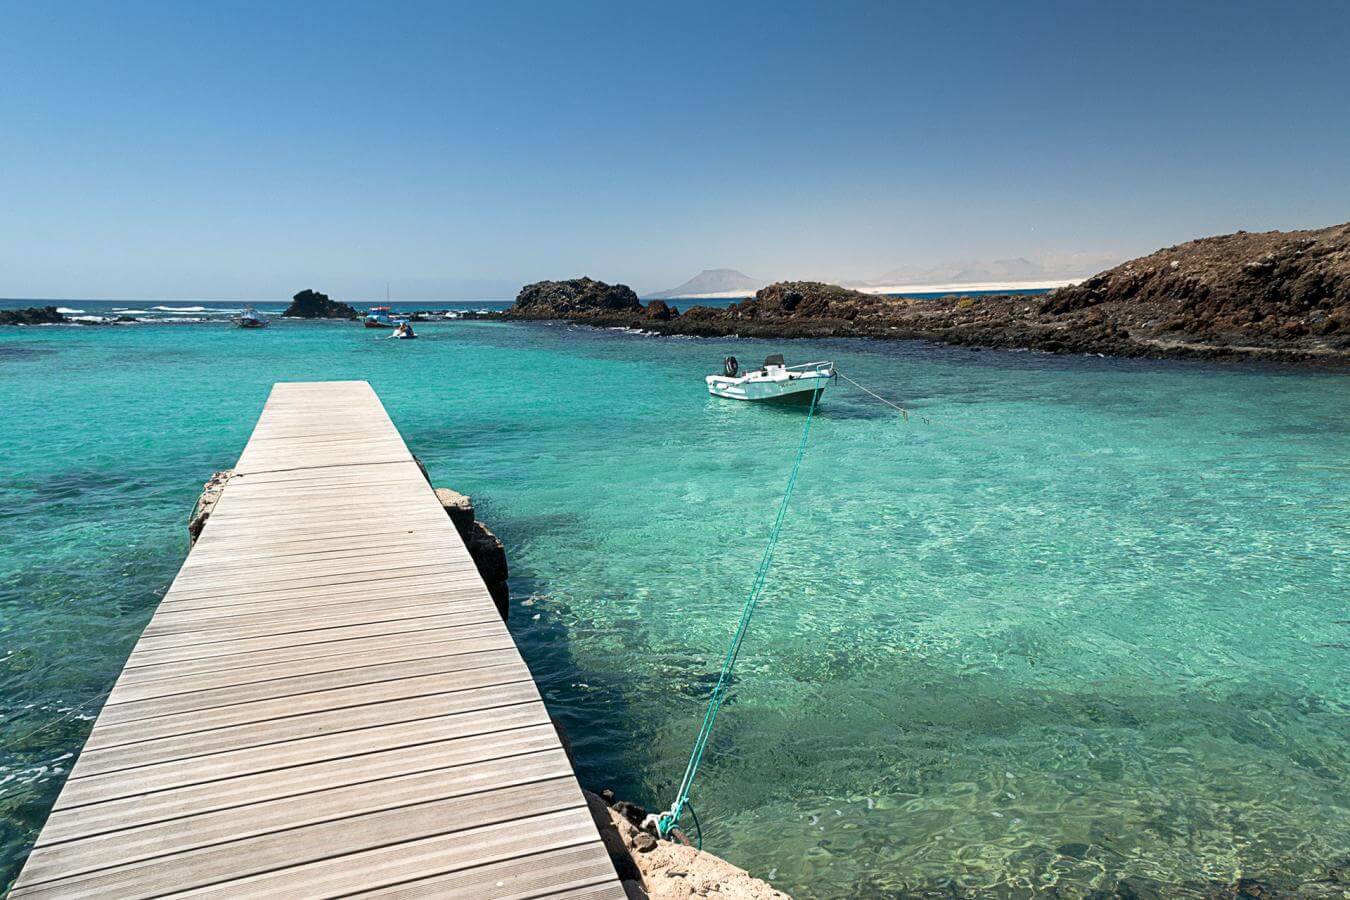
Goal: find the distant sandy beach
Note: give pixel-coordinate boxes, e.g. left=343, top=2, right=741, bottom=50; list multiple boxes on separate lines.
left=644, top=279, right=1081, bottom=301
left=857, top=278, right=1081, bottom=295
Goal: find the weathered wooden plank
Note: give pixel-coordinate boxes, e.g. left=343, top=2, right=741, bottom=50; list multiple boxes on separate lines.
left=126, top=611, right=501, bottom=667
left=105, top=634, right=518, bottom=704
left=22, top=752, right=578, bottom=884
left=151, top=571, right=484, bottom=612
left=37, top=726, right=565, bottom=848
left=134, top=602, right=496, bottom=650
left=15, top=780, right=587, bottom=898
left=63, top=693, right=550, bottom=811
left=75, top=681, right=543, bottom=776
left=97, top=647, right=527, bottom=725
left=82, top=665, right=532, bottom=752
left=174, top=808, right=616, bottom=899
left=11, top=381, right=619, bottom=897
left=349, top=841, right=628, bottom=899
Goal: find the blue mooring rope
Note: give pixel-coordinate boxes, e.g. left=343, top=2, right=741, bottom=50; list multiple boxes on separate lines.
left=656, top=385, right=822, bottom=840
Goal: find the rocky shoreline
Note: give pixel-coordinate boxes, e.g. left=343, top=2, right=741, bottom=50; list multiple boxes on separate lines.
left=9, top=225, right=1346, bottom=366
left=498, top=224, right=1350, bottom=367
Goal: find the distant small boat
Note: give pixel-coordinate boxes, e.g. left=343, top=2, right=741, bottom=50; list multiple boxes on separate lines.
left=706, top=354, right=834, bottom=404
left=389, top=321, right=417, bottom=340
left=363, top=306, right=395, bottom=328
left=237, top=307, right=269, bottom=329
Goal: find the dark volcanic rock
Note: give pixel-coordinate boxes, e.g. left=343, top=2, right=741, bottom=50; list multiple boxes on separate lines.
left=744, top=281, right=874, bottom=318
left=467, top=520, right=510, bottom=620
left=0, top=306, right=67, bottom=326
left=511, top=278, right=641, bottom=316
left=497, top=225, right=1350, bottom=365
left=282, top=289, right=358, bottom=319
left=1038, top=224, right=1350, bottom=342
left=431, top=486, right=511, bottom=620
left=466, top=520, right=508, bottom=585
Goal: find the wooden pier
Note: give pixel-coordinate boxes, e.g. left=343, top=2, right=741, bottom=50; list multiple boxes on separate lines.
left=11, top=381, right=624, bottom=898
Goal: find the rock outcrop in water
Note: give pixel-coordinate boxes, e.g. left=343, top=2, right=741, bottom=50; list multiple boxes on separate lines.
left=282, top=289, right=358, bottom=319
left=501, top=224, right=1350, bottom=365
left=0, top=306, right=67, bottom=326
left=510, top=278, right=642, bottom=316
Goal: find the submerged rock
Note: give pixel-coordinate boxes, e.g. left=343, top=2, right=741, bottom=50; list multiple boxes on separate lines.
left=282, top=289, right=358, bottom=319
left=0, top=306, right=67, bottom=326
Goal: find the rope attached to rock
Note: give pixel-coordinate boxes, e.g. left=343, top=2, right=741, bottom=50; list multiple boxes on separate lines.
left=654, top=386, right=822, bottom=841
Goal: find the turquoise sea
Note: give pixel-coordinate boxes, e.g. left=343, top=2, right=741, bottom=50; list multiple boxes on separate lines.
left=0, top=308, right=1346, bottom=897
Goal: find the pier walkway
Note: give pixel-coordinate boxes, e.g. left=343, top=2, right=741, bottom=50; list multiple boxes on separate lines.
left=12, top=381, right=624, bottom=898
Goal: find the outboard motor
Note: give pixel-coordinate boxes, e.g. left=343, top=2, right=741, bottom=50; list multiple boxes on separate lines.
left=724, top=356, right=739, bottom=377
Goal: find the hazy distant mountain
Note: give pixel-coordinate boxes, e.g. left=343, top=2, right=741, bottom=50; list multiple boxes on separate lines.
left=647, top=268, right=767, bottom=298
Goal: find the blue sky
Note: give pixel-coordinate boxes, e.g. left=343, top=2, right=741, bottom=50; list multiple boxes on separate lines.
left=2, top=0, right=1347, bottom=299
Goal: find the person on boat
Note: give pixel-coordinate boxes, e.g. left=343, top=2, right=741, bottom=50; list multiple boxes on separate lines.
left=391, top=321, right=415, bottom=339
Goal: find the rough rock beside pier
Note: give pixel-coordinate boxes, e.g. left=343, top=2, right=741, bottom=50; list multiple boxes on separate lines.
left=432, top=486, right=510, bottom=619
left=188, top=469, right=232, bottom=544
left=581, top=790, right=790, bottom=900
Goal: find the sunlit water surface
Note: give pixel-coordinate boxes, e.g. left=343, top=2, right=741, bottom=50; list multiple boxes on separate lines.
left=0, top=316, right=1346, bottom=896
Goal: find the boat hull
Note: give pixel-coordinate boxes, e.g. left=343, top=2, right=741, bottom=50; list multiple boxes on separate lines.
left=706, top=372, right=833, bottom=403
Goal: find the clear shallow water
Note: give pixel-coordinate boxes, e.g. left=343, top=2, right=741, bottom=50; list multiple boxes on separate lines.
left=0, top=317, right=1346, bottom=897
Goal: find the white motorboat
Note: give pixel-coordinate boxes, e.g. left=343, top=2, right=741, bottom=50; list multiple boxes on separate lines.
left=706, top=354, right=835, bottom=404
left=237, top=307, right=268, bottom=328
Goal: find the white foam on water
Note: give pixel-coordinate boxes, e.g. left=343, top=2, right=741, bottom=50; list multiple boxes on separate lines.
left=152, top=305, right=209, bottom=311
left=55, top=307, right=85, bottom=314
